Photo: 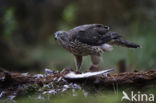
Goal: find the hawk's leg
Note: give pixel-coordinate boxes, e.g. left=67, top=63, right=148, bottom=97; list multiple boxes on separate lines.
left=89, top=55, right=103, bottom=71
left=74, top=55, right=83, bottom=71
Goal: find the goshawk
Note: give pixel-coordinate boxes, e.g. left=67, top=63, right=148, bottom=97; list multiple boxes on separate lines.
left=54, top=24, right=140, bottom=71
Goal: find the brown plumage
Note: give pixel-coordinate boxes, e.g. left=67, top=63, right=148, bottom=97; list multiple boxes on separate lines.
left=109, top=38, right=140, bottom=48
left=54, top=24, right=140, bottom=71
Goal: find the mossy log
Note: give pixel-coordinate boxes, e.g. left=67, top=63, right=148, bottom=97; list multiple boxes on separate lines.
left=0, top=70, right=156, bottom=98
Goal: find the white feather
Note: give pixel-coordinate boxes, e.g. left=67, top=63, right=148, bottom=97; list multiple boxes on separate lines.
left=64, top=68, right=114, bottom=79
left=101, top=44, right=113, bottom=51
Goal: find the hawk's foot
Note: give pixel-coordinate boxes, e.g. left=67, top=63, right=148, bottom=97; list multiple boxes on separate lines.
left=89, top=65, right=99, bottom=72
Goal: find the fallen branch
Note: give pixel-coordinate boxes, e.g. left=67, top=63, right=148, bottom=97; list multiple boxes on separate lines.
left=0, top=69, right=156, bottom=98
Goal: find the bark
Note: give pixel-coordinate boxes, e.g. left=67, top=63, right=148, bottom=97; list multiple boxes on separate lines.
left=0, top=70, right=155, bottom=88
left=0, top=70, right=155, bottom=97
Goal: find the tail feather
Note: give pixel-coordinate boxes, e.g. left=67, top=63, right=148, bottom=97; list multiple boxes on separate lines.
left=109, top=39, right=140, bottom=48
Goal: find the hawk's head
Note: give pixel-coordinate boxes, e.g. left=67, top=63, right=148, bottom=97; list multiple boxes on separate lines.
left=54, top=31, right=69, bottom=44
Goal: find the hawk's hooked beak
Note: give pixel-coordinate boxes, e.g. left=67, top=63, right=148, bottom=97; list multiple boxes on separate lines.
left=54, top=33, right=58, bottom=40
left=54, top=36, right=57, bottom=40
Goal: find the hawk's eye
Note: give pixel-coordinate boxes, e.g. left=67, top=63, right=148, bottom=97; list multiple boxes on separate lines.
left=104, top=26, right=109, bottom=30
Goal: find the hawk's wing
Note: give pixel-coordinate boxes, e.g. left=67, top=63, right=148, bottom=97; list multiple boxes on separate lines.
left=69, top=24, right=121, bottom=46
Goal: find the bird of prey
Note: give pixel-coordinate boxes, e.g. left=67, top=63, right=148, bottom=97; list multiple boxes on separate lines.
left=54, top=24, right=140, bottom=71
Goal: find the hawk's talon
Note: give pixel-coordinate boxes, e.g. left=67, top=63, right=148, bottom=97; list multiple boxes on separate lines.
left=89, top=65, right=99, bottom=72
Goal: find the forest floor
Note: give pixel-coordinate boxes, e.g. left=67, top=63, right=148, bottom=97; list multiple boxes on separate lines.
left=0, top=68, right=155, bottom=102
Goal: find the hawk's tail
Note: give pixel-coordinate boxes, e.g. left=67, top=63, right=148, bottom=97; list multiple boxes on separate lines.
left=109, top=39, right=140, bottom=48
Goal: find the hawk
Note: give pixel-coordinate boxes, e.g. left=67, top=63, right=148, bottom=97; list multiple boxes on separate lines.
left=54, top=24, right=140, bottom=71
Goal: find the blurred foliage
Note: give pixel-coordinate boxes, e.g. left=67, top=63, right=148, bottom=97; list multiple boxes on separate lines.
left=3, top=8, right=17, bottom=41
left=0, top=0, right=155, bottom=71
left=15, top=91, right=121, bottom=103
left=1, top=86, right=155, bottom=103
left=58, top=3, right=77, bottom=30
